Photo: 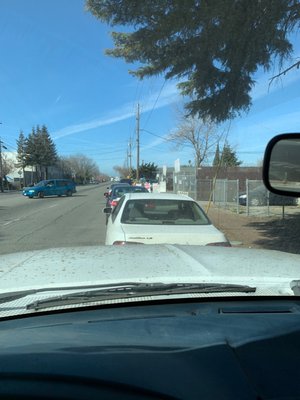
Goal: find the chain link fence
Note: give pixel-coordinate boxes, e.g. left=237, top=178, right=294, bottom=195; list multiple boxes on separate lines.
left=173, top=174, right=299, bottom=217
left=173, top=171, right=197, bottom=200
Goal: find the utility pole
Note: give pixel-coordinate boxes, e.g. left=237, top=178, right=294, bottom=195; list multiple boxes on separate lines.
left=128, top=138, right=132, bottom=171
left=136, top=103, right=140, bottom=181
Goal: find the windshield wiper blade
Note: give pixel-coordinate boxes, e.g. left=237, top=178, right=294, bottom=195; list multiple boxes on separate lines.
left=25, top=283, right=256, bottom=311
left=0, top=282, right=152, bottom=305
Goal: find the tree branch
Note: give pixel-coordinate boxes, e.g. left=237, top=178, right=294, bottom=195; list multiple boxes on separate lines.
left=269, top=60, right=300, bottom=87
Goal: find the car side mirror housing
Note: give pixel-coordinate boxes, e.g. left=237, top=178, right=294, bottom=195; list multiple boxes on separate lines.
left=103, top=207, right=112, bottom=214
left=263, top=133, right=300, bottom=197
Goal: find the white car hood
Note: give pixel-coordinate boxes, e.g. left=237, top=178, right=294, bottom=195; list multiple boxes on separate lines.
left=0, top=245, right=299, bottom=318
left=0, top=245, right=299, bottom=293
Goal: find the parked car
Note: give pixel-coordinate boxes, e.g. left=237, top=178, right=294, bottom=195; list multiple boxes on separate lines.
left=238, top=185, right=298, bottom=206
left=104, top=193, right=230, bottom=246
left=103, top=182, right=130, bottom=198
left=105, top=185, right=149, bottom=224
left=106, top=184, right=149, bottom=208
left=119, top=178, right=132, bottom=185
left=22, top=179, right=76, bottom=198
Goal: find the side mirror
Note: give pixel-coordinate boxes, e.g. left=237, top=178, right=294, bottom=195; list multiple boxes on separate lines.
left=103, top=207, right=112, bottom=214
left=104, top=192, right=108, bottom=197
left=263, top=133, right=300, bottom=197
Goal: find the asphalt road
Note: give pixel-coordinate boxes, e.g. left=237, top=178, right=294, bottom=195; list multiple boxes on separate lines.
left=0, top=183, right=108, bottom=255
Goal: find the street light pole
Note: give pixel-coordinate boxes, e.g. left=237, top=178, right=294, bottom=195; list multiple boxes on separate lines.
left=0, top=137, right=5, bottom=193
left=0, top=122, right=4, bottom=192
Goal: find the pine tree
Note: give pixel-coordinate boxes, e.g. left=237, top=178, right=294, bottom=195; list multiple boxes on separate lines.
left=87, top=0, right=300, bottom=122
left=213, top=143, right=220, bottom=166
left=24, top=125, right=58, bottom=181
left=221, top=143, right=242, bottom=167
left=16, top=131, right=28, bottom=185
left=40, top=125, right=58, bottom=178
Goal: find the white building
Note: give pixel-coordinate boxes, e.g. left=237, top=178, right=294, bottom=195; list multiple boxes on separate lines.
left=2, top=152, right=34, bottom=188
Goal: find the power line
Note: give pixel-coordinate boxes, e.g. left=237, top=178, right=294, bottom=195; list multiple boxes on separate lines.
left=0, top=140, right=18, bottom=152
left=59, top=147, right=126, bottom=156
left=91, top=156, right=125, bottom=162
left=141, top=128, right=170, bottom=142
left=141, top=128, right=187, bottom=147
left=142, top=80, right=166, bottom=129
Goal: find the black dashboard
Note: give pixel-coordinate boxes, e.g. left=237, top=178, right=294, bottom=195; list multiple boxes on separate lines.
left=0, top=298, right=300, bottom=399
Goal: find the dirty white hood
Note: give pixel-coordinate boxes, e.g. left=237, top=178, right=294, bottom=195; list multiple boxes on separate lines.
left=0, top=245, right=299, bottom=316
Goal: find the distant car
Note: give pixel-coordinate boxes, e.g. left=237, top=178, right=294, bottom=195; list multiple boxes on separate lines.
left=106, top=185, right=149, bottom=207
left=104, top=193, right=230, bottom=246
left=119, top=178, right=132, bottom=185
left=22, top=179, right=76, bottom=199
left=238, top=185, right=297, bottom=206
left=104, top=182, right=130, bottom=198
left=105, top=185, right=149, bottom=224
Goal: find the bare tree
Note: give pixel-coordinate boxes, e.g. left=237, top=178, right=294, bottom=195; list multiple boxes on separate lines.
left=1, top=153, right=15, bottom=189
left=2, top=153, right=14, bottom=176
left=72, top=155, right=100, bottom=184
left=168, top=106, right=223, bottom=169
left=113, top=165, right=131, bottom=178
left=60, top=154, right=100, bottom=184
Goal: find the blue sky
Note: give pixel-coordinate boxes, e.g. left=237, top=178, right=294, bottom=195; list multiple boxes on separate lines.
left=1, top=0, right=300, bottom=176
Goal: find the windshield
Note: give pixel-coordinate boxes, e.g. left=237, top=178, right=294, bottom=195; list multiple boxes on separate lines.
left=34, top=181, right=47, bottom=187
left=121, top=199, right=210, bottom=225
left=112, top=186, right=148, bottom=197
left=1, top=0, right=300, bottom=307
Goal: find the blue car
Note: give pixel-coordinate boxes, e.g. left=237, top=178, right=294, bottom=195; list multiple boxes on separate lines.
left=22, top=179, right=76, bottom=199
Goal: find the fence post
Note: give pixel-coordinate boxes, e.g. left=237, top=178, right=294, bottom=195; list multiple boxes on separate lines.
left=173, top=171, right=176, bottom=193
left=246, top=179, right=249, bottom=216
left=236, top=179, right=239, bottom=214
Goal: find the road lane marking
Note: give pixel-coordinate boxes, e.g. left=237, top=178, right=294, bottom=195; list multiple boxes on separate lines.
left=3, top=218, right=20, bottom=226
left=1, top=203, right=58, bottom=227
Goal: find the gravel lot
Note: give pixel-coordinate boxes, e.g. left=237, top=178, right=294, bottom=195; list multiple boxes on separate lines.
left=205, top=203, right=300, bottom=254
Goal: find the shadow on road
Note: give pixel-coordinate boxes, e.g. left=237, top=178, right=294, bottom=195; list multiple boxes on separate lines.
left=246, top=214, right=300, bottom=254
